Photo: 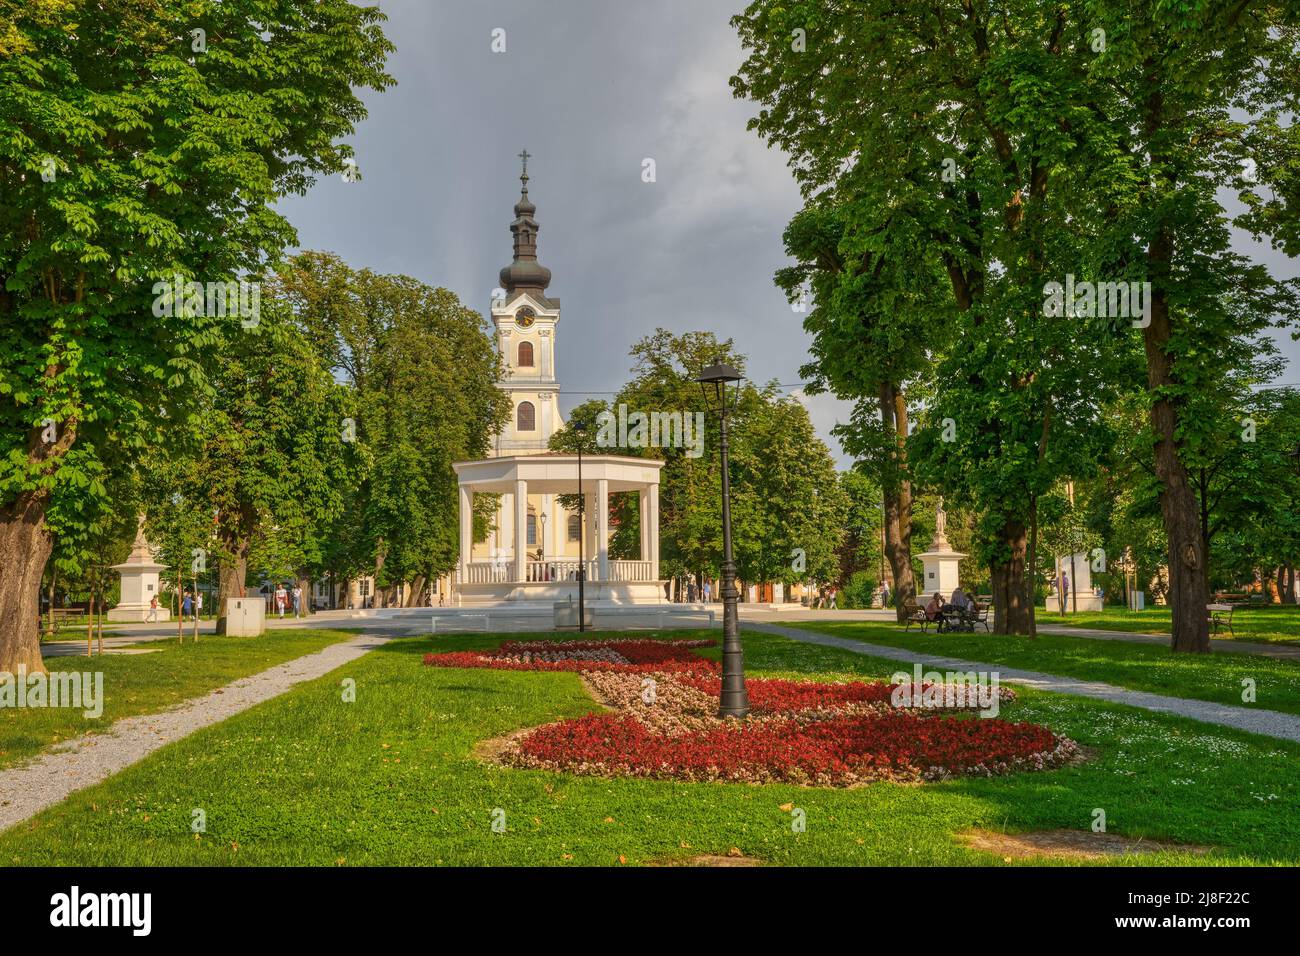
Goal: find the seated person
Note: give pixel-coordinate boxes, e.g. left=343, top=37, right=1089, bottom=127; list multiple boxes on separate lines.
left=949, top=585, right=972, bottom=611
left=924, top=592, right=943, bottom=621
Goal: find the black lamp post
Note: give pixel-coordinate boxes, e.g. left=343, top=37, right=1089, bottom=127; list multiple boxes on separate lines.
left=697, top=359, right=750, bottom=719
left=572, top=420, right=588, bottom=633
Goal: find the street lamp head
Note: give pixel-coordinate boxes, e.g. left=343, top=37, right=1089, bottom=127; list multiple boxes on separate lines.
left=697, top=359, right=743, bottom=414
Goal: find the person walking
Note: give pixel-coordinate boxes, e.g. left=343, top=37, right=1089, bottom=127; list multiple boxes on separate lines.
left=292, top=584, right=303, bottom=618
left=828, top=587, right=838, bottom=610
left=147, top=594, right=159, bottom=623
left=194, top=591, right=203, bottom=620
left=274, top=583, right=288, bottom=618
left=181, top=591, right=193, bottom=621
left=881, top=580, right=891, bottom=607
left=703, top=580, right=712, bottom=604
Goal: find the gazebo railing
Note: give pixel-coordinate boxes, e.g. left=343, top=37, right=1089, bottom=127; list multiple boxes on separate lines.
left=461, top=559, right=655, bottom=583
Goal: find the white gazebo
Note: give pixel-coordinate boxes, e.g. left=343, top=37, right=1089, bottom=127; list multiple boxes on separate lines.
left=453, top=453, right=665, bottom=606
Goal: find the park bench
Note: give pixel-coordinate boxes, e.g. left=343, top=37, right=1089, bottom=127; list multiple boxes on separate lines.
left=903, top=600, right=932, bottom=633
left=1207, top=603, right=1235, bottom=637
left=40, top=604, right=91, bottom=629
left=971, top=601, right=991, bottom=633
left=937, top=602, right=982, bottom=634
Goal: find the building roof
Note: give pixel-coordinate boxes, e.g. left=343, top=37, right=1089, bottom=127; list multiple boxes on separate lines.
left=499, top=150, right=552, bottom=296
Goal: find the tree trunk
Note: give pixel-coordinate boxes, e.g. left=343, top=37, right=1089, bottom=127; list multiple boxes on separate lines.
left=990, top=520, right=1030, bottom=634
left=214, top=540, right=249, bottom=635
left=1143, top=69, right=1210, bottom=654
left=1282, top=564, right=1297, bottom=605
left=1026, top=496, right=1039, bottom=638
left=296, top=575, right=312, bottom=616
left=0, top=491, right=53, bottom=674
left=408, top=575, right=427, bottom=607
left=879, top=382, right=916, bottom=623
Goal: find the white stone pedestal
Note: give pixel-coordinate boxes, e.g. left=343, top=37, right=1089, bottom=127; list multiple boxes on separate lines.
left=108, top=524, right=171, bottom=622
left=1042, top=552, right=1104, bottom=612
left=916, top=548, right=966, bottom=603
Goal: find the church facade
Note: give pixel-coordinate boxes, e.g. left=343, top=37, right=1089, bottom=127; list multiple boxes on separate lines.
left=452, top=157, right=665, bottom=605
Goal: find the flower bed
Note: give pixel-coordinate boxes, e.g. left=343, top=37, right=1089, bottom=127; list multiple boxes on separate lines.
left=509, top=711, right=1078, bottom=786
left=422, top=639, right=715, bottom=675
left=425, top=638, right=1075, bottom=786
left=678, top=673, right=1016, bottom=716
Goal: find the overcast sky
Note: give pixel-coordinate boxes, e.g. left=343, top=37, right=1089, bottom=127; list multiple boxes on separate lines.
left=278, top=0, right=1299, bottom=468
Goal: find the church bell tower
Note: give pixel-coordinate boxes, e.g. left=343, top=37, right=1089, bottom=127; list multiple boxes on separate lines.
left=491, top=149, right=561, bottom=455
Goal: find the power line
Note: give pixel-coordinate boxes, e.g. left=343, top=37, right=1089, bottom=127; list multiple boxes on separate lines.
left=555, top=382, right=813, bottom=396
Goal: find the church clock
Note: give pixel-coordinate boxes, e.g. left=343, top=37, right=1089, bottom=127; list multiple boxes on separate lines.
left=515, top=307, right=535, bottom=329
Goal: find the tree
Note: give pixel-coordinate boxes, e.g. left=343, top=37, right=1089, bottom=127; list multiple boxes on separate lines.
left=732, top=1, right=1300, bottom=648
left=0, top=0, right=393, bottom=670
left=269, top=252, right=510, bottom=606
left=143, top=308, right=356, bottom=633
left=834, top=469, right=884, bottom=599
left=776, top=200, right=938, bottom=622
left=568, top=329, right=846, bottom=597
left=734, top=0, right=1126, bottom=632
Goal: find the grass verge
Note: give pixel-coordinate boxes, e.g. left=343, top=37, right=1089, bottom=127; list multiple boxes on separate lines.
left=793, top=621, right=1300, bottom=716
left=1, top=629, right=358, bottom=770
left=1, top=629, right=1295, bottom=866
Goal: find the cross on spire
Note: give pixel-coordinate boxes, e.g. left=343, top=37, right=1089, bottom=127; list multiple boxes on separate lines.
left=518, top=148, right=531, bottom=186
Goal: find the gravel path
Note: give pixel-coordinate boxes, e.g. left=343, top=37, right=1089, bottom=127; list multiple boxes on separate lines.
left=746, top=623, right=1300, bottom=743
left=0, top=633, right=389, bottom=834
left=1032, top=624, right=1300, bottom=660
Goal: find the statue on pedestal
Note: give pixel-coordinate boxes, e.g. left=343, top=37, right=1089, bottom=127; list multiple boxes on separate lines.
left=931, top=496, right=951, bottom=551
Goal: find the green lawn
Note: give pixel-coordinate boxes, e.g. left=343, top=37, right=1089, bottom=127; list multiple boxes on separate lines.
left=2, top=629, right=1296, bottom=866
left=795, top=621, right=1300, bottom=716
left=0, top=629, right=356, bottom=771
left=1035, top=605, right=1300, bottom=645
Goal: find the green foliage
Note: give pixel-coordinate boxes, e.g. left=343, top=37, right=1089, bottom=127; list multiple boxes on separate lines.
left=141, top=304, right=356, bottom=600
left=0, top=0, right=393, bottom=660
left=593, top=329, right=846, bottom=587
left=731, top=1, right=1300, bottom=635
left=272, top=252, right=510, bottom=592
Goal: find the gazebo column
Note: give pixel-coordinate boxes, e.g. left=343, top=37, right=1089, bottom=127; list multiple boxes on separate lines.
left=596, top=478, right=609, bottom=582
left=542, top=493, right=555, bottom=560
left=586, top=492, right=597, bottom=576
left=648, top=482, right=660, bottom=580
left=514, top=479, right=528, bottom=582
left=638, top=489, right=649, bottom=560
left=458, top=484, right=472, bottom=582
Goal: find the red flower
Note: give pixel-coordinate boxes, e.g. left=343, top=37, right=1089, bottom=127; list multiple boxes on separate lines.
left=509, top=711, right=1074, bottom=785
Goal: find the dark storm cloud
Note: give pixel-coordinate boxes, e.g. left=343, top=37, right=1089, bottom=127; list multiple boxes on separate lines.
left=278, top=0, right=1298, bottom=470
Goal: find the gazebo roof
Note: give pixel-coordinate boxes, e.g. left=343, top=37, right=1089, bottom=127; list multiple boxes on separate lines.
left=452, top=453, right=663, bottom=494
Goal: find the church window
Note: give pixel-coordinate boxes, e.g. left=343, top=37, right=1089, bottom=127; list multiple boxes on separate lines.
left=527, top=513, right=537, bottom=546
left=517, top=401, right=536, bottom=432
left=568, top=514, right=581, bottom=542
left=518, top=341, right=534, bottom=367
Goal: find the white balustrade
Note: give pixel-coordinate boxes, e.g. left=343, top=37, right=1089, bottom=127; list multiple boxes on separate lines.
left=462, top=558, right=655, bottom=583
